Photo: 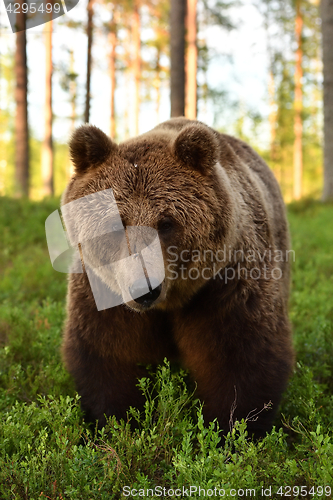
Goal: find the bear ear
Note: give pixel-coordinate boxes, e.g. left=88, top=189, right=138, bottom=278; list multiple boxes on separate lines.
left=69, top=125, right=117, bottom=174
left=172, top=123, right=220, bottom=174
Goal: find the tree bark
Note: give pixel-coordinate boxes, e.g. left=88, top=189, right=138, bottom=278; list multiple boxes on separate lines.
left=154, top=48, right=161, bottom=122
left=125, top=65, right=131, bottom=140
left=293, top=0, right=303, bottom=201
left=322, top=0, right=333, bottom=201
left=170, top=0, right=186, bottom=117
left=15, top=7, right=29, bottom=197
left=85, top=0, right=94, bottom=123
left=41, top=18, right=54, bottom=196
left=133, top=0, right=141, bottom=135
left=69, top=49, right=76, bottom=134
left=263, top=2, right=277, bottom=169
left=185, top=0, right=197, bottom=119
left=109, top=11, right=117, bottom=139
left=67, top=49, right=76, bottom=180
left=268, top=70, right=278, bottom=160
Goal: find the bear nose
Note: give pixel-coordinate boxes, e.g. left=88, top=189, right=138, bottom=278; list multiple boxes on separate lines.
left=129, top=278, right=162, bottom=306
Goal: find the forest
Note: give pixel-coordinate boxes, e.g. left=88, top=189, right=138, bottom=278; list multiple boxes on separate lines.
left=0, top=0, right=333, bottom=498
left=0, top=0, right=332, bottom=202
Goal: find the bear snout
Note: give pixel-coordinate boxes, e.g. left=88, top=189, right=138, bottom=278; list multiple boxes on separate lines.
left=129, top=278, right=162, bottom=307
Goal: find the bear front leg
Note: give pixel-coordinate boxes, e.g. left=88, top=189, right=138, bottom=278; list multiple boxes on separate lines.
left=63, top=335, right=147, bottom=428
left=63, top=273, right=178, bottom=428
left=175, top=305, right=294, bottom=440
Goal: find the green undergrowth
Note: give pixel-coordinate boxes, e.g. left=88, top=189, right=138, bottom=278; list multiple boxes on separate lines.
left=0, top=195, right=333, bottom=499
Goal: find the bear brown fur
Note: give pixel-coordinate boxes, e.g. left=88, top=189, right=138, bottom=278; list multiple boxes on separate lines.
left=61, top=117, right=294, bottom=439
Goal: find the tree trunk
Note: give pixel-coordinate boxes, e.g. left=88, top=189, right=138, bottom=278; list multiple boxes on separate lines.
left=268, top=71, right=278, bottom=160
left=154, top=48, right=161, bottom=122
left=109, top=12, right=117, bottom=139
left=322, top=0, right=333, bottom=201
left=124, top=60, right=131, bottom=140
left=133, top=0, right=141, bottom=136
left=293, top=0, right=303, bottom=201
left=170, top=0, right=186, bottom=117
left=85, top=0, right=94, bottom=123
left=185, top=0, right=197, bottom=119
left=41, top=18, right=54, bottom=196
left=70, top=49, right=76, bottom=134
left=15, top=7, right=29, bottom=197
left=67, top=49, right=76, bottom=180
left=263, top=3, right=277, bottom=169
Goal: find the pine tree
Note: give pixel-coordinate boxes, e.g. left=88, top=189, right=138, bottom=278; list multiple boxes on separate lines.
left=322, top=0, right=333, bottom=201
left=170, top=0, right=186, bottom=117
left=133, top=0, right=141, bottom=135
left=293, top=0, right=303, bottom=200
left=14, top=5, right=29, bottom=197
left=109, top=8, right=118, bottom=138
left=41, top=19, right=54, bottom=196
left=85, top=0, right=94, bottom=123
left=185, top=0, right=197, bottom=119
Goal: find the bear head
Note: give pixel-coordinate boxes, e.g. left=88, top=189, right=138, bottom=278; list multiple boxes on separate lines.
left=62, top=120, right=238, bottom=312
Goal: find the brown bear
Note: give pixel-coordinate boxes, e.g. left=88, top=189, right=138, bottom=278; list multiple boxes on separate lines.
left=61, top=117, right=294, bottom=439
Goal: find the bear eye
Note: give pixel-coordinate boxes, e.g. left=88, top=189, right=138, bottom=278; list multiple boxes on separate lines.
left=158, top=217, right=174, bottom=233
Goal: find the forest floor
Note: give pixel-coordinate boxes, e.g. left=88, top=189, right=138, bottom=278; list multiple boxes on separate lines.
left=0, top=196, right=333, bottom=499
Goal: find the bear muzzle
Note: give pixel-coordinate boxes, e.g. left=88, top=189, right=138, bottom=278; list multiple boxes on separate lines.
left=129, top=278, right=163, bottom=308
